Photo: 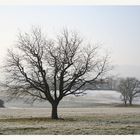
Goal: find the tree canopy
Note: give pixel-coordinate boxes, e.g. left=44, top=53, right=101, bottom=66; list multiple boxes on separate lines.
left=4, top=27, right=110, bottom=119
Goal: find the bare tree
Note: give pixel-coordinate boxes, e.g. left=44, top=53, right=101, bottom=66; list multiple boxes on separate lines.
left=118, top=77, right=140, bottom=105
left=118, top=79, right=129, bottom=105
left=3, top=27, right=109, bottom=119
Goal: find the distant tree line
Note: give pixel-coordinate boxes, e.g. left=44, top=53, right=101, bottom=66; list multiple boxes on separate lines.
left=83, top=76, right=120, bottom=90
left=92, top=76, right=140, bottom=106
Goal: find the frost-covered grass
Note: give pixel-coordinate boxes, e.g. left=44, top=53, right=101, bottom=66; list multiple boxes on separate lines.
left=0, top=107, right=140, bottom=135
left=0, top=90, right=140, bottom=134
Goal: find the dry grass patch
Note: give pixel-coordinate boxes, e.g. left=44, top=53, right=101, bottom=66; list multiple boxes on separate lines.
left=0, top=113, right=140, bottom=134
left=0, top=108, right=140, bottom=135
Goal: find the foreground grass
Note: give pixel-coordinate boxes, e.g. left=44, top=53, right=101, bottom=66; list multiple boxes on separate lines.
left=0, top=113, right=140, bottom=135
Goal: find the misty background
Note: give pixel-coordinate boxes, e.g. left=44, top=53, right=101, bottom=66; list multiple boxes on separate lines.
left=0, top=6, right=140, bottom=107
left=0, top=6, right=140, bottom=78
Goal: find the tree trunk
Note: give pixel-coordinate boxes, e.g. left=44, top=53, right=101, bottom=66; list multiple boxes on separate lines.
left=129, top=98, right=133, bottom=106
left=124, top=99, right=127, bottom=106
left=51, top=103, right=58, bottom=119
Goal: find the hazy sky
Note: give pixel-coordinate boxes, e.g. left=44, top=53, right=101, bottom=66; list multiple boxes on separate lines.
left=0, top=6, right=140, bottom=77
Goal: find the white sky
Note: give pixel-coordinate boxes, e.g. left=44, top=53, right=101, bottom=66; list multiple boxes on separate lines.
left=0, top=5, right=140, bottom=78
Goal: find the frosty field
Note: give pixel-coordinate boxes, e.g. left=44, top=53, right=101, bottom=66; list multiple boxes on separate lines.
left=0, top=107, right=140, bottom=135
left=0, top=90, right=140, bottom=135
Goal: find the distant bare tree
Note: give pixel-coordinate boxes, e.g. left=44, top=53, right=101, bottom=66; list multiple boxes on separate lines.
left=3, top=27, right=110, bottom=119
left=118, top=79, right=129, bottom=105
left=118, top=77, right=140, bottom=105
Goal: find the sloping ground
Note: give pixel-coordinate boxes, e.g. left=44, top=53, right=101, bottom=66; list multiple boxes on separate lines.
left=2, top=90, right=139, bottom=108
left=0, top=108, right=140, bottom=134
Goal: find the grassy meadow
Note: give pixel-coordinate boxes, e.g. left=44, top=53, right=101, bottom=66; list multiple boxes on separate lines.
left=0, top=107, right=140, bottom=135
